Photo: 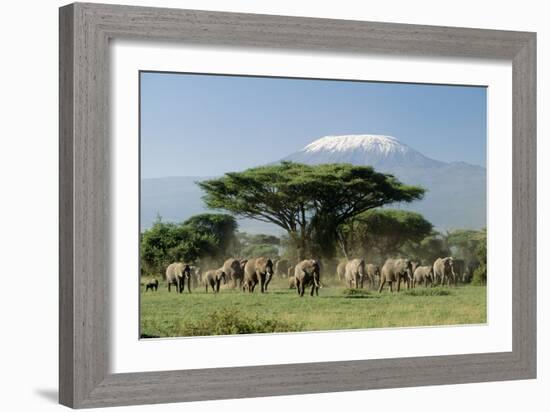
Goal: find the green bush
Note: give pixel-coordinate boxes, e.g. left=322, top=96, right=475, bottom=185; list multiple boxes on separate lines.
left=471, top=236, right=487, bottom=285
left=471, top=265, right=487, bottom=285
left=402, top=288, right=451, bottom=296
left=179, top=308, right=303, bottom=336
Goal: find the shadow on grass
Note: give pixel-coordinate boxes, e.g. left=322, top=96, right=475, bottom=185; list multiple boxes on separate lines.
left=402, top=288, right=452, bottom=296
left=317, top=289, right=382, bottom=299
left=343, top=294, right=381, bottom=299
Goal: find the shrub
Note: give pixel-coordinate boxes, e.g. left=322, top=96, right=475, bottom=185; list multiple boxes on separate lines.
left=471, top=265, right=487, bottom=285
left=402, top=288, right=451, bottom=296
left=471, top=238, right=487, bottom=285
left=179, top=308, right=303, bottom=336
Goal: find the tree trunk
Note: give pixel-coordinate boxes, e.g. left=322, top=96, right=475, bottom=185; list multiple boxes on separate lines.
left=298, top=206, right=307, bottom=261
left=336, top=229, right=349, bottom=258
left=298, top=228, right=307, bottom=261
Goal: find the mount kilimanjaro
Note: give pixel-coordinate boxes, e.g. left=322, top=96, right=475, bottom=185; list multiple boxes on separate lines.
left=141, top=134, right=486, bottom=233
left=282, top=134, right=442, bottom=169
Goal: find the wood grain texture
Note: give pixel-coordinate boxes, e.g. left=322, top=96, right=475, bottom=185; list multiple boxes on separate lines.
left=59, top=4, right=74, bottom=406
left=59, top=2, right=537, bottom=408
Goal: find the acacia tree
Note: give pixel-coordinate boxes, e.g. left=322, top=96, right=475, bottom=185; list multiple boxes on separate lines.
left=401, top=231, right=451, bottom=264
left=198, top=162, right=425, bottom=259
left=446, top=229, right=486, bottom=263
left=338, top=209, right=434, bottom=259
left=183, top=213, right=238, bottom=259
left=234, top=232, right=281, bottom=259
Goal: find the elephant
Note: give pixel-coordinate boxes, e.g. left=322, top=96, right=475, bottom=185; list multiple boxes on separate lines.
left=344, top=258, right=366, bottom=288
left=433, top=257, right=456, bottom=286
left=288, top=275, right=297, bottom=289
left=275, top=259, right=290, bottom=278
left=145, top=278, right=158, bottom=292
left=336, top=260, right=347, bottom=282
left=287, top=265, right=294, bottom=278
left=294, top=259, right=321, bottom=297
left=165, top=262, right=191, bottom=293
left=243, top=257, right=274, bottom=293
left=365, top=263, right=381, bottom=289
left=378, top=258, right=413, bottom=293
left=412, top=266, right=434, bottom=288
left=204, top=269, right=226, bottom=293
left=408, top=261, right=421, bottom=288
left=222, top=258, right=244, bottom=288
left=453, top=259, right=465, bottom=283
left=189, top=266, right=201, bottom=289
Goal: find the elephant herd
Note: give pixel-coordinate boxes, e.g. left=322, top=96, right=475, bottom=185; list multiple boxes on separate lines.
left=337, top=256, right=466, bottom=292
left=157, top=257, right=322, bottom=298
left=149, top=255, right=468, bottom=298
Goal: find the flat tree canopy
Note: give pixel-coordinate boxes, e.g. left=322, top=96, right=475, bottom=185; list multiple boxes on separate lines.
left=198, top=162, right=425, bottom=259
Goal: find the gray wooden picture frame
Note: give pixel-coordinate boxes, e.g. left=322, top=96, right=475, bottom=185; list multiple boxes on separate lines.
left=59, top=2, right=536, bottom=409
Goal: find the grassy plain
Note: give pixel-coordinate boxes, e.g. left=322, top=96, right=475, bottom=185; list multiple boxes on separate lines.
left=140, top=276, right=486, bottom=338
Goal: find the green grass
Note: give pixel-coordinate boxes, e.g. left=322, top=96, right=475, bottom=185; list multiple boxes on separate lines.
left=140, top=276, right=487, bottom=338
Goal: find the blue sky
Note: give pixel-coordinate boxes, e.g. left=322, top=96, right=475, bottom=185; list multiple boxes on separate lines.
left=140, top=72, right=486, bottom=178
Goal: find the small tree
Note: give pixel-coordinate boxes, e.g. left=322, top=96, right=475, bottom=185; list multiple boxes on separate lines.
left=446, top=229, right=482, bottom=262
left=338, top=209, right=433, bottom=261
left=183, top=213, right=238, bottom=259
left=234, top=232, right=281, bottom=258
left=401, top=231, right=451, bottom=264
left=140, top=213, right=238, bottom=276
left=140, top=221, right=217, bottom=276
left=240, top=244, right=279, bottom=259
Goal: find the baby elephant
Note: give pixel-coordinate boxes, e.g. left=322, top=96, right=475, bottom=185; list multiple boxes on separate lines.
left=365, top=264, right=380, bottom=289
left=287, top=265, right=294, bottom=279
left=288, top=275, right=297, bottom=289
left=204, top=269, right=226, bottom=293
left=412, top=266, right=434, bottom=288
left=145, top=279, right=159, bottom=292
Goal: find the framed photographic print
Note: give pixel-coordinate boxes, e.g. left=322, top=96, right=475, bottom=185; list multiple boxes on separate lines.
left=59, top=2, right=536, bottom=408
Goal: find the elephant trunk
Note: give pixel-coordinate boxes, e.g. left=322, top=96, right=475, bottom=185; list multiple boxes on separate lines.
left=313, top=273, right=321, bottom=288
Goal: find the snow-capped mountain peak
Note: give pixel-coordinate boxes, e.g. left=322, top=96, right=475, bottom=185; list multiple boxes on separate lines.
left=303, top=134, right=408, bottom=156
left=282, top=134, right=441, bottom=169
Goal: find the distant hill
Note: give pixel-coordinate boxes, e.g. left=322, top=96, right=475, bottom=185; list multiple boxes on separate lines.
left=141, top=134, right=486, bottom=233
left=140, top=176, right=282, bottom=234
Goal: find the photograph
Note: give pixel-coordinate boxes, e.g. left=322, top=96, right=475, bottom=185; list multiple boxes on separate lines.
left=139, top=71, right=488, bottom=339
